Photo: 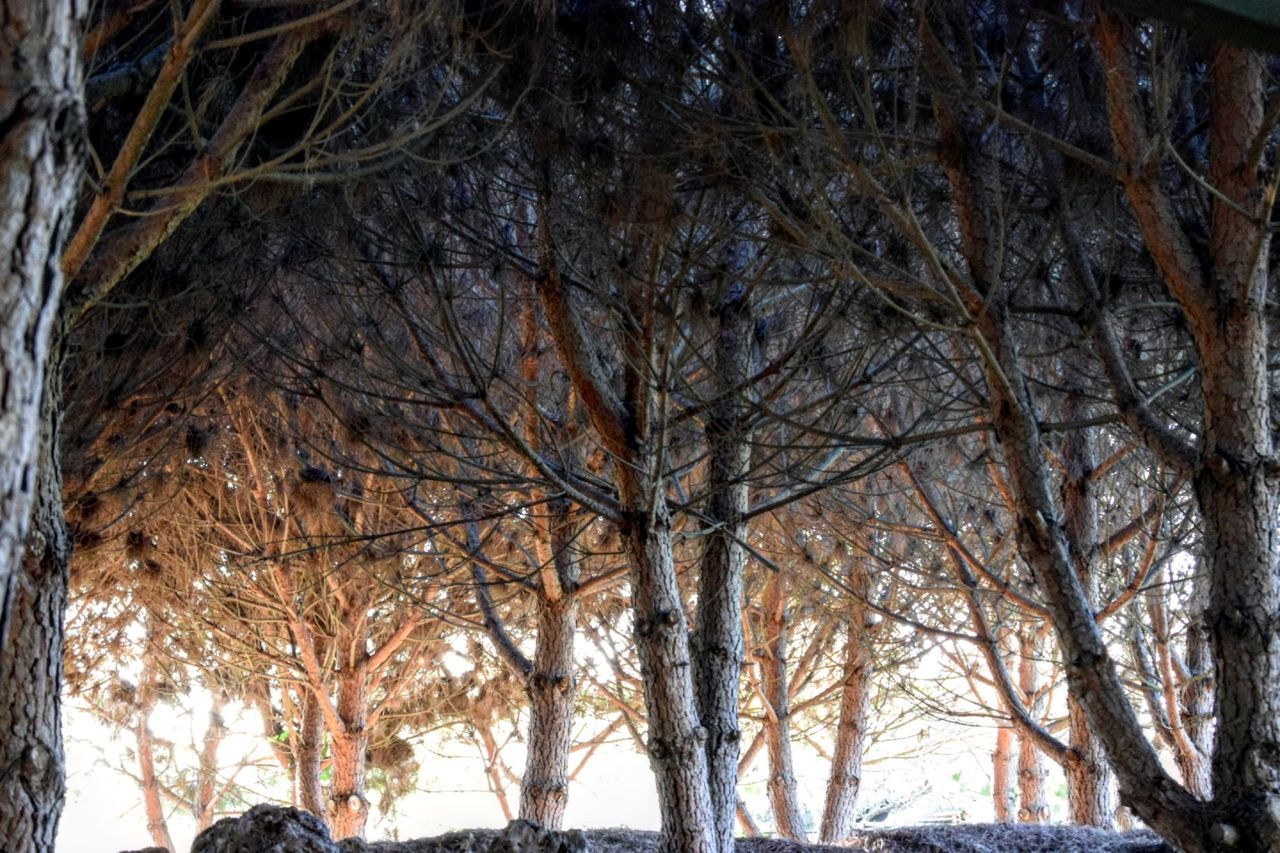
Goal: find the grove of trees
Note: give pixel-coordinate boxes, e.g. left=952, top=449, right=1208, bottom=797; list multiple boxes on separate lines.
left=3, top=2, right=1280, bottom=853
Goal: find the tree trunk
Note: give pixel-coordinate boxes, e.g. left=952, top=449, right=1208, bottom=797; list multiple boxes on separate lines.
left=1060, top=400, right=1114, bottom=828
left=519, top=517, right=579, bottom=830
left=694, top=285, right=753, bottom=850
left=1179, top=609, right=1214, bottom=800
left=194, top=694, right=228, bottom=831
left=993, top=724, right=1015, bottom=822
left=760, top=569, right=806, bottom=841
left=0, top=0, right=82, bottom=605
left=1095, top=25, right=1280, bottom=847
left=297, top=689, right=326, bottom=823
left=819, top=564, right=873, bottom=843
left=536, top=268, right=717, bottom=852
left=620, top=497, right=717, bottom=853
left=329, top=667, right=369, bottom=840
left=1015, top=628, right=1049, bottom=824
left=0, top=331, right=71, bottom=853
left=136, top=624, right=175, bottom=852
left=1067, top=697, right=1114, bottom=828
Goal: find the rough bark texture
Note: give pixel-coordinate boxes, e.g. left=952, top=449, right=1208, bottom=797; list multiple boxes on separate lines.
left=298, top=690, right=326, bottom=822
left=1015, top=629, right=1049, bottom=825
left=760, top=570, right=806, bottom=842
left=537, top=267, right=717, bottom=852
left=0, top=333, right=71, bottom=853
left=1060, top=406, right=1114, bottom=828
left=1095, top=24, right=1280, bottom=848
left=819, top=564, right=872, bottom=843
left=694, top=286, right=753, bottom=851
left=1179, top=612, right=1214, bottom=800
left=330, top=662, right=371, bottom=839
left=0, top=0, right=82, bottom=605
left=519, top=498, right=580, bottom=829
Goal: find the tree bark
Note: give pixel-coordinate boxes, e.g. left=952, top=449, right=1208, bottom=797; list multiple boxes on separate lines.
left=694, top=285, right=753, bottom=850
left=1060, top=400, right=1114, bottom=828
left=519, top=500, right=579, bottom=829
left=329, top=667, right=369, bottom=839
left=0, top=330, right=72, bottom=853
left=537, top=260, right=717, bottom=852
left=819, top=562, right=873, bottom=843
left=194, top=694, right=229, bottom=831
left=297, top=689, right=326, bottom=823
left=993, top=724, right=1015, bottom=823
left=0, top=0, right=82, bottom=607
left=1095, top=24, right=1280, bottom=847
left=1180, top=607, right=1214, bottom=800
left=1015, top=628, right=1049, bottom=824
left=136, top=633, right=176, bottom=852
left=760, top=569, right=806, bottom=841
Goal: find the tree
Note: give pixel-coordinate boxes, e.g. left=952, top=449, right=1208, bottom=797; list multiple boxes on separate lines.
left=0, top=2, right=84, bottom=849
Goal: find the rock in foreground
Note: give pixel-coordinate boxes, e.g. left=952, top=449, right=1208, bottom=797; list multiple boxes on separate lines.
left=187, top=805, right=1171, bottom=853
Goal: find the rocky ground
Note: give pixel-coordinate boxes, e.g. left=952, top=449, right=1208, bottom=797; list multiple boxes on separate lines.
left=148, top=804, right=1173, bottom=853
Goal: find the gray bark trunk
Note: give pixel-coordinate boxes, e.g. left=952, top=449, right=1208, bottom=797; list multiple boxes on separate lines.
left=0, top=0, right=81, bottom=606
left=1060, top=403, right=1114, bottom=828
left=694, top=286, right=753, bottom=850
left=519, top=497, right=580, bottom=829
left=0, top=329, right=71, bottom=852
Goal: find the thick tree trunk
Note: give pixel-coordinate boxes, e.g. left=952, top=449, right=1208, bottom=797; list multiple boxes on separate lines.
left=819, top=564, right=873, bottom=843
left=1095, top=26, right=1280, bottom=848
left=1015, top=629, right=1049, bottom=824
left=537, top=268, right=717, bottom=852
left=620, top=497, right=717, bottom=853
left=329, top=670, right=369, bottom=840
left=0, top=0, right=82, bottom=605
left=297, top=690, right=326, bottom=823
left=1067, top=697, right=1114, bottom=828
left=519, top=516, right=579, bottom=830
left=694, top=285, right=753, bottom=851
left=760, top=569, right=806, bottom=841
left=993, top=724, right=1015, bottom=822
left=0, top=334, right=71, bottom=853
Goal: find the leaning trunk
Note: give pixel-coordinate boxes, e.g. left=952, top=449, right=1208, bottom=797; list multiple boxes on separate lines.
left=760, top=569, right=806, bottom=841
left=194, top=695, right=228, bottom=831
left=694, top=286, right=753, bottom=850
left=1060, top=405, right=1114, bottom=828
left=819, top=563, right=873, bottom=843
